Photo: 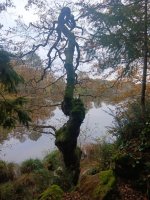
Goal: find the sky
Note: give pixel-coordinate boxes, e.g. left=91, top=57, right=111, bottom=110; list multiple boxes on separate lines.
left=1, top=0, right=37, bottom=27
left=0, top=0, right=115, bottom=79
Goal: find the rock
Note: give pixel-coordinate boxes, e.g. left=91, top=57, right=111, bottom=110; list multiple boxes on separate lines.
left=94, top=170, right=116, bottom=200
left=78, top=173, right=100, bottom=199
left=77, top=170, right=117, bottom=200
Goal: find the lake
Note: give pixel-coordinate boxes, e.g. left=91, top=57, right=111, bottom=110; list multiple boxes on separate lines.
left=0, top=101, right=115, bottom=164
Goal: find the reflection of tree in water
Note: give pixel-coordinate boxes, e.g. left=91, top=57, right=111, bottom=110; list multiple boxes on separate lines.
left=81, top=95, right=120, bottom=111
left=0, top=97, right=60, bottom=145
left=103, top=100, right=117, bottom=106
left=82, top=97, right=93, bottom=111
left=0, top=128, right=27, bottom=145
left=28, top=98, right=56, bottom=123
left=28, top=131, right=42, bottom=141
left=10, top=130, right=27, bottom=143
left=0, top=93, right=118, bottom=146
left=93, top=98, right=102, bottom=108
left=0, top=128, right=12, bottom=145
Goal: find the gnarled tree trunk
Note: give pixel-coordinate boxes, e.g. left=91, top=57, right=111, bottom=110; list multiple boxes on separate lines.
left=55, top=7, right=85, bottom=185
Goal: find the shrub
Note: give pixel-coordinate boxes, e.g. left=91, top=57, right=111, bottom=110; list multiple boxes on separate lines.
left=20, top=158, right=43, bottom=174
left=0, top=169, right=51, bottom=200
left=0, top=160, right=18, bottom=183
left=107, top=100, right=150, bottom=142
left=43, top=149, right=61, bottom=171
left=81, top=141, right=116, bottom=171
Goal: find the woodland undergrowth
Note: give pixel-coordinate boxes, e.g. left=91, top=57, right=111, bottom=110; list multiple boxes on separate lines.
left=1, top=100, right=150, bottom=199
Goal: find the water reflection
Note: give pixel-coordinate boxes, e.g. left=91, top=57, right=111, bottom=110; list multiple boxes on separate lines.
left=0, top=100, right=116, bottom=163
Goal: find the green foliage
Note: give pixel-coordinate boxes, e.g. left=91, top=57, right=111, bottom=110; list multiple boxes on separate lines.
left=108, top=100, right=150, bottom=142
left=113, top=153, right=129, bottom=165
left=0, top=50, right=24, bottom=92
left=43, top=150, right=61, bottom=171
left=0, top=97, right=32, bottom=129
left=0, top=160, right=17, bottom=183
left=97, top=142, right=116, bottom=170
left=83, top=0, right=147, bottom=76
left=20, top=158, right=43, bottom=174
left=0, top=168, right=51, bottom=200
left=0, top=50, right=32, bottom=129
left=88, top=168, right=99, bottom=175
left=85, top=141, right=116, bottom=171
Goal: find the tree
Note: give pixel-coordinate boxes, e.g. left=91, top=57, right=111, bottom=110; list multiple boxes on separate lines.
left=0, top=50, right=31, bottom=128
left=81, top=0, right=150, bottom=106
left=15, top=6, right=85, bottom=185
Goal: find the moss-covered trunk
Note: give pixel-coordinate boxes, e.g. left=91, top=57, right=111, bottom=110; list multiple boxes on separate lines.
left=55, top=8, right=85, bottom=185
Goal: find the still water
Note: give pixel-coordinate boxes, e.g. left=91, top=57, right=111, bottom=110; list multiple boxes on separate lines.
left=0, top=102, right=115, bottom=164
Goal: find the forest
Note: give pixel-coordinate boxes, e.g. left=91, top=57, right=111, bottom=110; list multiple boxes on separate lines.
left=0, top=0, right=150, bottom=199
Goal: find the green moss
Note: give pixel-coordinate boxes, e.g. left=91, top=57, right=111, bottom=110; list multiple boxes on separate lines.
left=55, top=124, right=72, bottom=144
left=76, top=146, right=82, bottom=157
left=36, top=185, right=63, bottom=200
left=113, top=153, right=129, bottom=165
left=55, top=126, right=66, bottom=137
left=71, top=98, right=85, bottom=121
left=94, top=170, right=116, bottom=200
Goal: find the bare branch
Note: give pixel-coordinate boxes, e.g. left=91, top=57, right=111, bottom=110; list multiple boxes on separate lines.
left=33, top=124, right=56, bottom=131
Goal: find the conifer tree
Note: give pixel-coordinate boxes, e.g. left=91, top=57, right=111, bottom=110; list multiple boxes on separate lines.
left=0, top=50, right=31, bottom=128
left=82, top=0, right=149, bottom=106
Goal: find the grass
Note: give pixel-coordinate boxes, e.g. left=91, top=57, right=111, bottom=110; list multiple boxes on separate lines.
left=20, top=158, right=43, bottom=174
left=0, top=160, right=19, bottom=183
left=0, top=149, right=67, bottom=199
left=42, top=149, right=61, bottom=171
left=0, top=169, right=51, bottom=200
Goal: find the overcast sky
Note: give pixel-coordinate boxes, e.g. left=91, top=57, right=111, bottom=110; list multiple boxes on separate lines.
left=1, top=0, right=37, bottom=28
left=0, top=0, right=113, bottom=79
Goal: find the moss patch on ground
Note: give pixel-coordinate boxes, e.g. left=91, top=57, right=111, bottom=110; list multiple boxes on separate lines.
left=35, top=185, right=63, bottom=200
left=94, top=170, right=116, bottom=200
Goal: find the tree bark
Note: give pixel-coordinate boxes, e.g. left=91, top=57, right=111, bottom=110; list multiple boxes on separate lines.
left=55, top=7, right=85, bottom=186
left=141, top=0, right=147, bottom=107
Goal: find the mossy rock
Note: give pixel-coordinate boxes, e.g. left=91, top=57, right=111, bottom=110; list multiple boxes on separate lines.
left=77, top=173, right=100, bottom=199
left=113, top=153, right=143, bottom=179
left=113, top=153, right=129, bottom=165
left=94, top=170, right=116, bottom=200
left=35, top=185, right=63, bottom=200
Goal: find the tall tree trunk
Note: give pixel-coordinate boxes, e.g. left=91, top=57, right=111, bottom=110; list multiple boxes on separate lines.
left=55, top=8, right=85, bottom=186
left=141, top=0, right=148, bottom=107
